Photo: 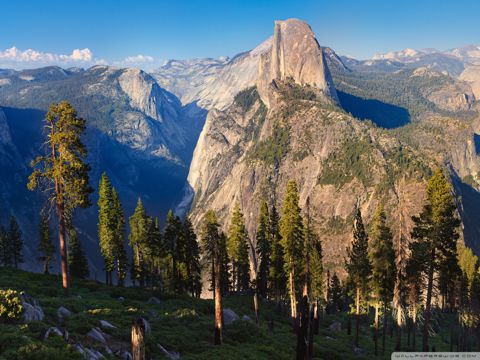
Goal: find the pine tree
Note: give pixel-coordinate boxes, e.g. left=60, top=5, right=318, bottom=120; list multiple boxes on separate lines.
left=304, top=197, right=323, bottom=301
left=0, top=226, right=11, bottom=266
left=164, top=210, right=180, bottom=292
left=220, top=231, right=231, bottom=295
left=458, top=244, right=479, bottom=289
left=8, top=216, right=23, bottom=269
left=345, top=207, right=372, bottom=347
left=200, top=210, right=223, bottom=345
left=38, top=214, right=55, bottom=274
left=28, top=101, right=93, bottom=295
left=227, top=202, right=250, bottom=292
left=112, top=188, right=127, bottom=286
left=256, top=201, right=270, bottom=298
left=183, top=218, right=202, bottom=297
left=98, top=172, right=116, bottom=285
left=280, top=180, right=304, bottom=321
left=268, top=205, right=286, bottom=303
left=129, top=198, right=149, bottom=287
left=410, top=169, right=460, bottom=352
left=369, top=204, right=396, bottom=355
left=68, top=227, right=89, bottom=280
left=328, top=272, right=342, bottom=313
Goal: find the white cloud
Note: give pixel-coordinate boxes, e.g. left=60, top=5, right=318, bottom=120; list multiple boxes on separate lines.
left=0, top=46, right=159, bottom=70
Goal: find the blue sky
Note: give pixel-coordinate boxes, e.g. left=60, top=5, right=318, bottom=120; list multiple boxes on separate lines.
left=1, top=0, right=479, bottom=69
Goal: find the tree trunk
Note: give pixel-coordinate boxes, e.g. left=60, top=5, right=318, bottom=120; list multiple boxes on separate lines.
left=57, top=194, right=69, bottom=296
left=253, top=284, right=260, bottom=324
left=382, top=298, right=387, bottom=355
left=374, top=302, right=379, bottom=356
left=355, top=287, right=360, bottom=347
left=131, top=318, right=145, bottom=360
left=289, top=268, right=297, bottom=327
left=296, top=295, right=308, bottom=360
left=422, top=248, right=435, bottom=352
left=313, top=301, right=319, bottom=335
left=307, top=303, right=315, bottom=358
left=395, top=305, right=402, bottom=351
left=412, top=305, right=417, bottom=351
left=214, top=255, right=223, bottom=345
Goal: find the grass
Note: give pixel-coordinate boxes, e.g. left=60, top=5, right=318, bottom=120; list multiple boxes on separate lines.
left=0, top=267, right=472, bottom=359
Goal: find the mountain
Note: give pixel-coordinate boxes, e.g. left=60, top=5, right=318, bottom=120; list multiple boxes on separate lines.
left=0, top=65, right=207, bottom=273
left=364, top=45, right=480, bottom=76
left=184, top=18, right=480, bottom=272
left=152, top=38, right=272, bottom=110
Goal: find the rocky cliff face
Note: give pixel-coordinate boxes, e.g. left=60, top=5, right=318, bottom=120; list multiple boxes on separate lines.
left=0, top=66, right=207, bottom=273
left=256, top=19, right=338, bottom=107
left=153, top=38, right=272, bottom=110
left=460, top=65, right=480, bottom=99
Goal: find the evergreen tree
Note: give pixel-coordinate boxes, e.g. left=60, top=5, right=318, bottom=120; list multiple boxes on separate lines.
left=369, top=204, right=396, bottom=355
left=0, top=226, right=11, bottom=266
left=38, top=214, right=55, bottom=274
left=98, top=172, right=116, bottom=285
left=280, top=180, right=304, bottom=321
left=256, top=201, right=270, bottom=298
left=68, top=227, right=89, bottom=280
left=328, top=272, right=342, bottom=313
left=220, top=231, right=231, bottom=295
left=8, top=216, right=23, bottom=268
left=458, top=244, right=479, bottom=289
left=129, top=198, right=149, bottom=287
left=268, top=205, right=286, bottom=302
left=227, top=202, right=250, bottom=292
left=183, top=218, right=202, bottom=297
left=28, top=101, right=93, bottom=295
left=410, top=169, right=460, bottom=352
left=200, top=210, right=223, bottom=345
left=112, top=188, right=127, bottom=286
left=304, top=197, right=323, bottom=301
left=164, top=210, right=180, bottom=292
left=345, top=207, right=372, bottom=347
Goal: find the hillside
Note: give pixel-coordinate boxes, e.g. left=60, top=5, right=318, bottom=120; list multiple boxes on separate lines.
left=0, top=267, right=462, bottom=359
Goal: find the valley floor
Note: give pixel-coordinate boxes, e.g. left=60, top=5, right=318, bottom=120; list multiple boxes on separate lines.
left=0, top=268, right=469, bottom=359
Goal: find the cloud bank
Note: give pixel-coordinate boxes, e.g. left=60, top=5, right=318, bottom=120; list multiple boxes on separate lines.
left=0, top=46, right=160, bottom=70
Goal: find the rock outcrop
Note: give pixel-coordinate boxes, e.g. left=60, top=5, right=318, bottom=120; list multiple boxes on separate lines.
left=256, top=19, right=338, bottom=107
left=460, top=65, right=480, bottom=99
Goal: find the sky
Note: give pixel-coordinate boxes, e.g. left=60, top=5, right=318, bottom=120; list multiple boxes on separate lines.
left=1, top=0, right=480, bottom=70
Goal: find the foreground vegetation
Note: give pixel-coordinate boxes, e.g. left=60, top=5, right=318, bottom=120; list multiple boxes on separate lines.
left=0, top=267, right=470, bottom=359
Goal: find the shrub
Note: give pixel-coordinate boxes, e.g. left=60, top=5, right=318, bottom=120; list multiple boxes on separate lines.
left=0, top=289, right=23, bottom=323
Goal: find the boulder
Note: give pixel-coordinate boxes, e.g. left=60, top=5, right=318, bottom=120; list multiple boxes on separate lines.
left=99, top=320, right=116, bottom=329
left=86, top=327, right=108, bottom=345
left=157, top=343, right=180, bottom=360
left=140, top=317, right=151, bottom=335
left=117, top=296, right=125, bottom=302
left=43, top=327, right=63, bottom=341
left=147, top=296, right=161, bottom=304
left=223, top=308, right=239, bottom=325
left=75, top=343, right=105, bottom=360
left=57, top=306, right=72, bottom=320
left=242, top=315, right=252, bottom=322
left=21, top=294, right=44, bottom=322
left=328, top=322, right=342, bottom=332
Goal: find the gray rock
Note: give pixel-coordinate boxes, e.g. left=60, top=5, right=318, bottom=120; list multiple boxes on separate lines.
left=147, top=296, right=161, bottom=304
left=242, top=315, right=252, bottom=322
left=352, top=346, right=364, bottom=356
left=116, top=351, right=132, bottom=360
left=86, top=327, right=108, bottom=345
left=117, top=296, right=125, bottom=302
left=21, top=294, right=44, bottom=322
left=57, top=306, right=72, bottom=320
left=223, top=308, right=239, bottom=325
left=75, top=343, right=105, bottom=360
left=99, top=320, right=116, bottom=329
left=157, top=343, right=180, bottom=360
left=328, top=321, right=342, bottom=332
left=140, top=318, right=151, bottom=335
left=43, top=327, right=63, bottom=341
